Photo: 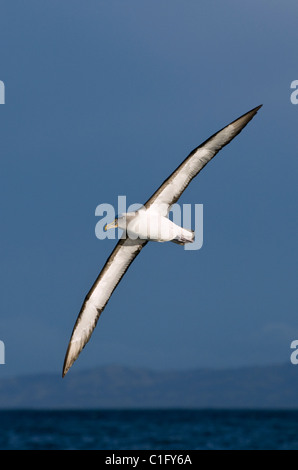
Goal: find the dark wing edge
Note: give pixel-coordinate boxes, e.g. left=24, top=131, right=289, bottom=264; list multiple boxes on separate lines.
left=62, top=236, right=148, bottom=377
left=145, top=104, right=262, bottom=212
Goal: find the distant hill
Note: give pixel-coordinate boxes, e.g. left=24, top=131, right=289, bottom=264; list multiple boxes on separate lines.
left=0, top=364, right=298, bottom=409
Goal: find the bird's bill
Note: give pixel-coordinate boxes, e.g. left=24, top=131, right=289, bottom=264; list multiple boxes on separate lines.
left=104, top=220, right=118, bottom=231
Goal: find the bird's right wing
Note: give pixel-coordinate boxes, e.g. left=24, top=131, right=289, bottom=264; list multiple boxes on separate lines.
left=145, top=105, right=262, bottom=215
left=63, top=236, right=147, bottom=377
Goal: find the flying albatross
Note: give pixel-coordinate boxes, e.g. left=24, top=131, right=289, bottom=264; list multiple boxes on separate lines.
left=62, top=104, right=262, bottom=377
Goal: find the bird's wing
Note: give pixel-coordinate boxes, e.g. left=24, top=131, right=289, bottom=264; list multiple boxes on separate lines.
left=145, top=105, right=262, bottom=215
left=63, top=236, right=147, bottom=377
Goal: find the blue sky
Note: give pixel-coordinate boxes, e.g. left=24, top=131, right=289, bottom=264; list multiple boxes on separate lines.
left=0, top=0, right=297, bottom=377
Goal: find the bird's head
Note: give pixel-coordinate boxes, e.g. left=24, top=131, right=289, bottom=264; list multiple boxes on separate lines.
left=104, top=212, right=136, bottom=232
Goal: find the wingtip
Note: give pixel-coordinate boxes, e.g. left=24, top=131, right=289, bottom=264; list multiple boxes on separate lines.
left=62, top=343, right=73, bottom=378
left=250, top=104, right=263, bottom=113
left=62, top=365, right=68, bottom=378
left=231, top=104, right=263, bottom=129
left=62, top=359, right=72, bottom=378
left=62, top=337, right=84, bottom=378
left=62, top=360, right=69, bottom=378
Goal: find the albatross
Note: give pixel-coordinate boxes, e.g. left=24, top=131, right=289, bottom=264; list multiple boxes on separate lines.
left=62, top=104, right=262, bottom=377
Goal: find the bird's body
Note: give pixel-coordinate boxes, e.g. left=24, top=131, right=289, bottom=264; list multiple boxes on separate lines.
left=62, top=105, right=262, bottom=377
left=118, top=209, right=194, bottom=244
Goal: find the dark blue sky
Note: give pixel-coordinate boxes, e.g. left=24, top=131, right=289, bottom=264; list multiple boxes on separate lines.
left=0, top=0, right=297, bottom=377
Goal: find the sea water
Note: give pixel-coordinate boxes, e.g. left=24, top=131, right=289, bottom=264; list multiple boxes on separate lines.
left=0, top=409, right=298, bottom=450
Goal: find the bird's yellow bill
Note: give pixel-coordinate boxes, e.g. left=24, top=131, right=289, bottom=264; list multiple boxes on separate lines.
left=104, top=220, right=118, bottom=231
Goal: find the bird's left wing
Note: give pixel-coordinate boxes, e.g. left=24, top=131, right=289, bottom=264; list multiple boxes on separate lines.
left=63, top=236, right=147, bottom=377
left=145, top=105, right=262, bottom=215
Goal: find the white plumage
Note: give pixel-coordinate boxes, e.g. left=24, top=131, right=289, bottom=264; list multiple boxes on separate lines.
left=123, top=209, right=194, bottom=243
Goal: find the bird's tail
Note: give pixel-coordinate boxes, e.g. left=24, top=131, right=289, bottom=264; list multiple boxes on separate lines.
left=171, top=228, right=195, bottom=245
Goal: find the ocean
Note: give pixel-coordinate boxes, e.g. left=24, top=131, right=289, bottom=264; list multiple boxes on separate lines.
left=0, top=409, right=298, bottom=450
